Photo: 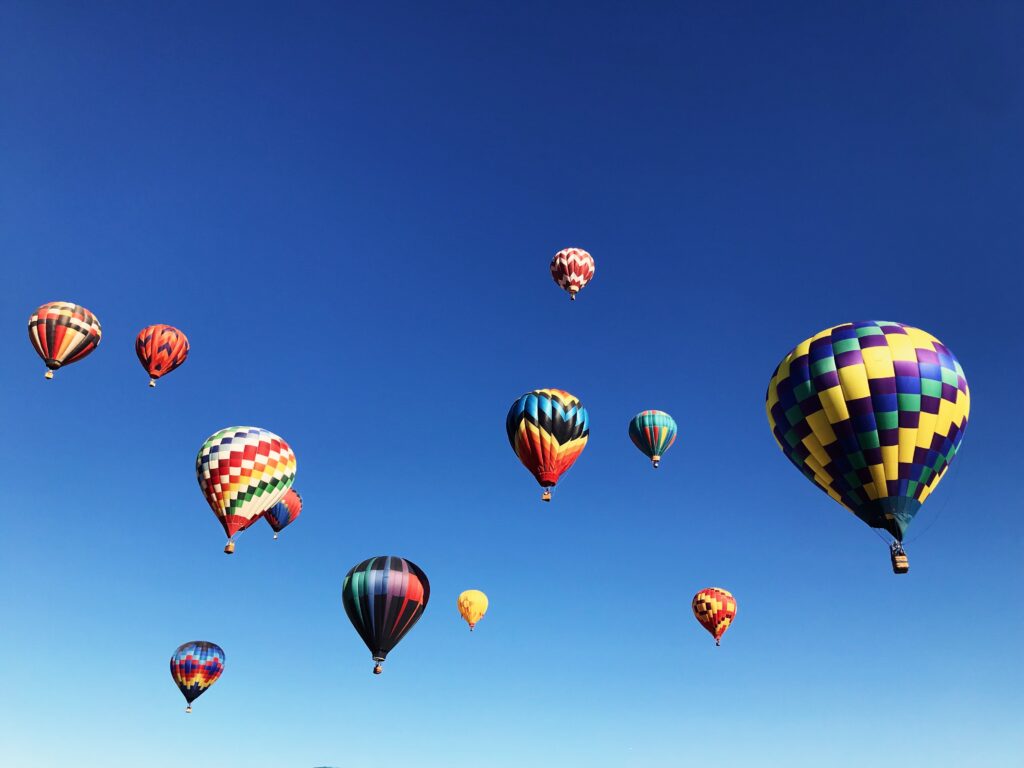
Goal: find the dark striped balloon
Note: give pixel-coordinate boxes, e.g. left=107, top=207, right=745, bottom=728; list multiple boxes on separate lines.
left=342, top=556, right=430, bottom=674
left=27, top=302, right=102, bottom=379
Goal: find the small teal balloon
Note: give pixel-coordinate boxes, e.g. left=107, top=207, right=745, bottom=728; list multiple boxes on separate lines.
left=628, top=410, right=677, bottom=468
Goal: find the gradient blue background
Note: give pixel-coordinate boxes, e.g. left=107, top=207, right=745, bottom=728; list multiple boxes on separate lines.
left=2, top=3, right=1022, bottom=767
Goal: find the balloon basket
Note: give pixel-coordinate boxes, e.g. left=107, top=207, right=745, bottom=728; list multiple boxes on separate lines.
left=44, top=370, right=54, bottom=380
left=149, top=379, right=156, bottom=387
left=652, top=456, right=661, bottom=468
left=185, top=705, right=192, bottom=714
left=891, top=552, right=909, bottom=574
left=273, top=532, right=279, bottom=540
left=541, top=490, right=552, bottom=502
left=890, top=542, right=909, bottom=574
left=373, top=663, right=383, bottom=675
left=224, top=541, right=236, bottom=555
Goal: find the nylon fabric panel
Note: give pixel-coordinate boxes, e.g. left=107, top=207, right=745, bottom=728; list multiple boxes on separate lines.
left=342, top=566, right=370, bottom=645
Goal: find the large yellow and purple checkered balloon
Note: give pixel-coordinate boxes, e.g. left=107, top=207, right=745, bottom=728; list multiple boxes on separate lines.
left=766, top=321, right=969, bottom=541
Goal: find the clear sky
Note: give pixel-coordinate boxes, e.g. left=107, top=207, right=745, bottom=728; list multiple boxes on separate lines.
left=1, top=3, right=1022, bottom=767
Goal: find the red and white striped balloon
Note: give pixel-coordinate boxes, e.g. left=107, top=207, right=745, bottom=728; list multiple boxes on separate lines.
left=550, top=248, right=595, bottom=300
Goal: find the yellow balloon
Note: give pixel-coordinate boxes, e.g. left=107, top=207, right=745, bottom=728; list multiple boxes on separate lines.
left=457, top=590, right=489, bottom=631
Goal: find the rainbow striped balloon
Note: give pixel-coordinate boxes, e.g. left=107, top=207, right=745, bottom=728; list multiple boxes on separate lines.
left=196, top=426, right=297, bottom=551
left=628, top=410, right=677, bottom=468
left=170, top=641, right=224, bottom=713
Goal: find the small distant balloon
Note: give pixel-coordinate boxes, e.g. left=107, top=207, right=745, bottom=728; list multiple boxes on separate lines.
left=27, top=302, right=102, bottom=379
left=196, top=427, right=297, bottom=554
left=457, top=590, right=489, bottom=631
left=136, top=324, right=189, bottom=387
left=628, top=410, right=677, bottom=468
left=170, top=641, right=224, bottom=713
left=342, top=556, right=430, bottom=674
left=550, top=248, right=594, bottom=300
left=692, top=588, right=737, bottom=646
left=265, top=488, right=302, bottom=539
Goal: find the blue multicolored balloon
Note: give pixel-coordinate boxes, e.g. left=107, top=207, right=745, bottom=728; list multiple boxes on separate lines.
left=628, top=410, right=677, bottom=468
left=264, top=488, right=302, bottom=539
left=170, top=641, right=225, bottom=713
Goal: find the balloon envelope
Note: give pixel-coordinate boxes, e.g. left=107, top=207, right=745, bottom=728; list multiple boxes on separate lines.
left=196, top=427, right=297, bottom=541
left=692, top=588, right=736, bottom=645
left=628, top=410, right=677, bottom=466
left=550, top=248, right=595, bottom=299
left=342, top=556, right=430, bottom=672
left=506, top=389, right=589, bottom=493
left=27, top=302, right=102, bottom=376
left=766, top=321, right=970, bottom=541
left=339, top=557, right=428, bottom=671
left=457, top=589, right=489, bottom=630
left=170, top=641, right=224, bottom=710
left=265, top=488, right=302, bottom=534
left=136, top=324, right=189, bottom=385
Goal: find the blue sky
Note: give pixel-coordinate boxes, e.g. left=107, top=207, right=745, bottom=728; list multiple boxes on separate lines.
left=1, top=2, right=1022, bottom=766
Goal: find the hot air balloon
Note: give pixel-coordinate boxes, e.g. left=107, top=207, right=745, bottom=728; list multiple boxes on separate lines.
left=766, top=321, right=970, bottom=573
left=170, top=641, right=224, bottom=713
left=692, top=588, right=736, bottom=646
left=135, top=324, right=189, bottom=387
left=265, top=488, right=302, bottom=539
left=457, top=590, right=488, bottom=631
left=342, top=556, right=430, bottom=674
left=27, top=302, right=102, bottom=379
left=628, top=410, right=678, bottom=468
left=506, top=389, right=589, bottom=501
left=196, top=427, right=297, bottom=554
left=550, top=248, right=594, bottom=300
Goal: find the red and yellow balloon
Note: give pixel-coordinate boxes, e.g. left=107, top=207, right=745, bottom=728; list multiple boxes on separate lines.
left=692, top=588, right=737, bottom=646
